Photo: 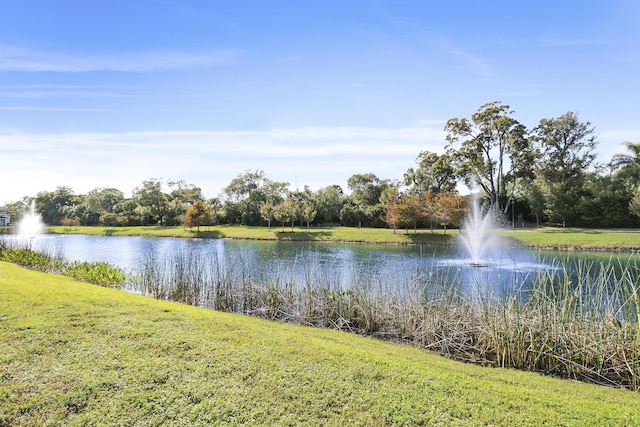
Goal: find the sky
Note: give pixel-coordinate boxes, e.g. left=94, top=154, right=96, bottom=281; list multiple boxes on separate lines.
left=1, top=0, right=640, bottom=204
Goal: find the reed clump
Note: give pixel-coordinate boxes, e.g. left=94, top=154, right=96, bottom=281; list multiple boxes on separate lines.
left=0, top=240, right=125, bottom=287
left=130, top=250, right=640, bottom=391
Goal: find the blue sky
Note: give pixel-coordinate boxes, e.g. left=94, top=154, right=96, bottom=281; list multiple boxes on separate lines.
left=1, top=0, right=639, bottom=203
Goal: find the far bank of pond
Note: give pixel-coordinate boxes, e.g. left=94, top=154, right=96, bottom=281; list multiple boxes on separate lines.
left=43, top=224, right=640, bottom=251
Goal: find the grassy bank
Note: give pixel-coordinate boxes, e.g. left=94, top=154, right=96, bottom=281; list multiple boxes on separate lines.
left=1, top=262, right=639, bottom=426
left=47, top=224, right=640, bottom=250
left=47, top=225, right=453, bottom=245
left=502, top=227, right=640, bottom=251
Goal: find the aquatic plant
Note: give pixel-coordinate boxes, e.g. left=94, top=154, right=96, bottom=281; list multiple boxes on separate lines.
left=129, top=249, right=640, bottom=390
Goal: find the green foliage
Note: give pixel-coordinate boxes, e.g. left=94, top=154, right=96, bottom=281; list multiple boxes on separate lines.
left=0, top=243, right=124, bottom=287
left=1, top=262, right=639, bottom=425
left=404, top=150, right=457, bottom=194
left=445, top=101, right=530, bottom=213
left=132, top=178, right=169, bottom=226
left=0, top=246, right=63, bottom=272
left=6, top=114, right=640, bottom=229
left=62, top=261, right=125, bottom=286
left=532, top=112, right=597, bottom=226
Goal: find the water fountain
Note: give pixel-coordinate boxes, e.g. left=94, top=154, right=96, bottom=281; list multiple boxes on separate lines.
left=17, top=200, right=44, bottom=240
left=459, top=191, right=502, bottom=267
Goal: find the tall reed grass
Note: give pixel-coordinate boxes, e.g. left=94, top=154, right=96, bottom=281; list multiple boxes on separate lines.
left=128, top=249, right=640, bottom=391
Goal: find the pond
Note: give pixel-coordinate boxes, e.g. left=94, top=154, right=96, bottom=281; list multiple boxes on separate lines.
left=14, top=233, right=639, bottom=299
left=6, top=233, right=638, bottom=389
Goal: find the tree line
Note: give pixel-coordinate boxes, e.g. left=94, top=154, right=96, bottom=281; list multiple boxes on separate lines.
left=6, top=101, right=640, bottom=230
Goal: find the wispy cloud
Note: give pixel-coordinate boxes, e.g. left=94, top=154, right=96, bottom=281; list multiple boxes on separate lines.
left=0, top=45, right=238, bottom=72
left=0, top=126, right=446, bottom=201
left=434, top=38, right=491, bottom=74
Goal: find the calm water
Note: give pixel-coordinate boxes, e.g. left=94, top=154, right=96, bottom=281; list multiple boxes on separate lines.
left=6, top=234, right=639, bottom=295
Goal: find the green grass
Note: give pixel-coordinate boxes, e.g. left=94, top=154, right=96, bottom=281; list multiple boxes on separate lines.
left=48, top=225, right=453, bottom=245
left=502, top=227, right=640, bottom=250
left=1, top=262, right=639, bottom=426
left=48, top=224, right=640, bottom=250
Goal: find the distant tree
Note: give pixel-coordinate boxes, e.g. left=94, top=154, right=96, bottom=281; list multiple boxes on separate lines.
left=300, top=200, right=317, bottom=229
left=84, top=187, right=125, bottom=225
left=4, top=199, right=29, bottom=223
left=578, top=173, right=638, bottom=227
left=166, top=180, right=204, bottom=226
left=273, top=200, right=297, bottom=231
left=381, top=186, right=401, bottom=233
left=346, top=173, right=390, bottom=228
left=315, top=185, right=344, bottom=225
left=397, top=194, right=424, bottom=235
left=445, top=101, right=531, bottom=213
left=260, top=203, right=276, bottom=230
left=421, top=191, right=439, bottom=234
left=60, top=216, right=81, bottom=230
left=113, top=198, right=143, bottom=226
left=223, top=170, right=288, bottom=225
left=404, top=151, right=457, bottom=194
left=99, top=212, right=117, bottom=228
left=532, top=112, right=597, bottom=226
left=522, top=181, right=546, bottom=226
left=132, top=178, right=169, bottom=225
left=434, top=192, right=468, bottom=234
left=184, top=200, right=214, bottom=231
left=35, top=186, right=79, bottom=225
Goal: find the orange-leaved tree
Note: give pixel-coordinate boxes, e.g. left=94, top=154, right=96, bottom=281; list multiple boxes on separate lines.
left=184, top=199, right=214, bottom=231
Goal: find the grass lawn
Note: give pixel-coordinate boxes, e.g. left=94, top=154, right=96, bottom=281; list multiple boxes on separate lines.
left=47, top=224, right=640, bottom=251
left=501, top=227, right=640, bottom=251
left=1, top=262, right=639, bottom=426
left=47, top=225, right=453, bottom=245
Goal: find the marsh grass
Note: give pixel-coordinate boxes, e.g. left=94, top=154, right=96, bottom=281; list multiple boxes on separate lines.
left=3, top=262, right=640, bottom=425
left=0, top=239, right=124, bottom=287
left=130, top=250, right=640, bottom=390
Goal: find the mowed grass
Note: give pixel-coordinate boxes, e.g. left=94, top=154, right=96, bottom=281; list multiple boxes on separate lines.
left=501, top=227, right=640, bottom=251
left=48, top=224, right=640, bottom=250
left=1, top=262, right=639, bottom=426
left=48, top=225, right=452, bottom=245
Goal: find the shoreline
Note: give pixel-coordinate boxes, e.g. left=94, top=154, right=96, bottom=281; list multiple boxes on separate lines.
left=5, top=224, right=640, bottom=252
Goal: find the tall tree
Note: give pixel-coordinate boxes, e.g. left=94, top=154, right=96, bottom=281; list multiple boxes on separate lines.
left=532, top=112, right=597, bottom=226
left=404, top=151, right=456, bottom=194
left=132, top=178, right=169, bottom=225
left=83, top=187, right=125, bottom=225
left=445, top=101, right=530, bottom=213
left=166, top=180, right=204, bottom=226
left=315, top=185, right=344, bottom=225
left=34, top=186, right=79, bottom=225
left=223, top=170, right=288, bottom=225
left=345, top=173, right=390, bottom=228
